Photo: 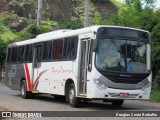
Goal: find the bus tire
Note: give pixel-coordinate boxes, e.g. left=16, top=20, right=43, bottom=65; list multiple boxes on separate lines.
left=112, top=100, right=124, bottom=107
left=21, top=80, right=31, bottom=99
left=68, top=83, right=80, bottom=108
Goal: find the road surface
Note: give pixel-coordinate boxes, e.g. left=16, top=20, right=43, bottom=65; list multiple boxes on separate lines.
left=0, top=84, right=160, bottom=120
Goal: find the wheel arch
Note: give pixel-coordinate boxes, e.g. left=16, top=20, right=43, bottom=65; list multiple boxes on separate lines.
left=20, top=77, right=26, bottom=90
left=64, top=78, right=75, bottom=101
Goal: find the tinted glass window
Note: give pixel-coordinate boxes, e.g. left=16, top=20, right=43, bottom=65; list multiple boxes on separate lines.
left=70, top=37, right=78, bottom=59
left=7, top=47, right=18, bottom=63
left=52, top=36, right=78, bottom=61
left=7, top=48, right=12, bottom=63
left=52, top=40, right=58, bottom=59
left=57, top=39, right=63, bottom=59
left=11, top=47, right=18, bottom=63
left=43, top=41, right=52, bottom=61
left=18, top=46, right=25, bottom=62
left=63, top=38, right=70, bottom=59
left=25, top=45, right=32, bottom=62
left=52, top=39, right=63, bottom=60
left=63, top=36, right=78, bottom=60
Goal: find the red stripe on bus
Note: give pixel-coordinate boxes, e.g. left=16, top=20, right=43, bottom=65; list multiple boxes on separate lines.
left=24, top=63, right=32, bottom=91
left=33, top=69, right=49, bottom=89
left=33, top=76, right=40, bottom=89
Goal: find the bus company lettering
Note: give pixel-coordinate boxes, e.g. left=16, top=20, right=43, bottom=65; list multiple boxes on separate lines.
left=52, top=66, right=72, bottom=74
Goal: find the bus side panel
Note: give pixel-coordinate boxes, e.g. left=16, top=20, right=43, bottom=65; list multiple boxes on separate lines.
left=5, top=63, right=25, bottom=90
left=35, top=61, right=77, bottom=95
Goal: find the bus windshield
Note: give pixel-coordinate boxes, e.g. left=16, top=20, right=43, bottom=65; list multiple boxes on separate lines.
left=95, top=39, right=150, bottom=73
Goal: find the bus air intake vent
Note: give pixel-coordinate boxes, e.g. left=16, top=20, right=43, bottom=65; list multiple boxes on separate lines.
left=107, top=77, right=143, bottom=84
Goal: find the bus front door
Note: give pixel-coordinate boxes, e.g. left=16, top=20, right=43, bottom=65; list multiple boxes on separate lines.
left=79, top=40, right=90, bottom=95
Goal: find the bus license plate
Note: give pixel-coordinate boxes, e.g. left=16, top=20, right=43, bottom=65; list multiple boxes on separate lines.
left=119, top=93, right=129, bottom=97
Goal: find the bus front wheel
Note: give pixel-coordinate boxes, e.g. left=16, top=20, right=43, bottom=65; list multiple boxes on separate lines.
left=112, top=100, right=124, bottom=107
left=21, top=80, right=31, bottom=99
left=68, top=83, right=80, bottom=107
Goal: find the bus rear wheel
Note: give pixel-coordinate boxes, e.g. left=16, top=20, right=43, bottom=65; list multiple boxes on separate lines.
left=21, top=80, right=31, bottom=99
left=68, top=83, right=80, bottom=108
left=112, top=100, right=124, bottom=107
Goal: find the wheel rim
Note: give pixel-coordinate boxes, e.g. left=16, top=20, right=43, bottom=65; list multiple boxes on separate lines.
left=69, top=88, right=75, bottom=104
left=21, top=83, right=25, bottom=96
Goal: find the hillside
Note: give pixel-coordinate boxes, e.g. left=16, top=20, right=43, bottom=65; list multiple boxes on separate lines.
left=0, top=0, right=121, bottom=72
left=0, top=0, right=118, bottom=25
left=0, top=0, right=8, bottom=12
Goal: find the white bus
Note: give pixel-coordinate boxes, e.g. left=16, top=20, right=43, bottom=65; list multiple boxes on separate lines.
left=5, top=25, right=152, bottom=107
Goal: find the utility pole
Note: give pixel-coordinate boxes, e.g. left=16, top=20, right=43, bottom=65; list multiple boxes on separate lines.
left=37, top=0, right=42, bottom=26
left=84, top=0, right=89, bottom=27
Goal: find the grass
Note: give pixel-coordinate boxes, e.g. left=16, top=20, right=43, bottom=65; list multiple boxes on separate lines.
left=150, top=90, right=160, bottom=102
left=41, top=20, right=58, bottom=26
left=0, top=79, right=5, bottom=85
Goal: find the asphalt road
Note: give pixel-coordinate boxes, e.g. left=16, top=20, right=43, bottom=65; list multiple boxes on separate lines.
left=0, top=84, right=160, bottom=120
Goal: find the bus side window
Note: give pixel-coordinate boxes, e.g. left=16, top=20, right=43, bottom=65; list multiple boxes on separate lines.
left=63, top=38, right=70, bottom=59
left=69, top=38, right=74, bottom=59
left=51, top=36, right=78, bottom=61
left=7, top=47, right=12, bottom=63
left=68, top=37, right=78, bottom=60
left=52, top=39, right=63, bottom=60
left=52, top=40, right=57, bottom=60
left=63, top=36, right=78, bottom=60
left=70, top=36, right=78, bottom=59
left=43, top=41, right=52, bottom=61
left=18, top=46, right=25, bottom=62
left=57, top=39, right=63, bottom=59
left=63, top=38, right=67, bottom=59
left=11, top=47, right=18, bottom=63
left=25, top=45, right=32, bottom=62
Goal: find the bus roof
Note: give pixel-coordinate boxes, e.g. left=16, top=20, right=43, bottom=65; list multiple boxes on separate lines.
left=36, top=29, right=73, bottom=38
left=11, top=25, right=149, bottom=46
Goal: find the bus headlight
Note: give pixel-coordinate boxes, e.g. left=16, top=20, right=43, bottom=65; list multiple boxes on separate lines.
left=94, top=79, right=107, bottom=90
left=141, top=83, right=151, bottom=91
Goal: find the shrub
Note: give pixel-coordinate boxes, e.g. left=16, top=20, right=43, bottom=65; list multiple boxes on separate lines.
left=152, top=70, right=160, bottom=90
left=58, top=21, right=83, bottom=29
left=27, top=25, right=52, bottom=38
left=0, top=14, right=17, bottom=26
left=0, top=31, right=20, bottom=42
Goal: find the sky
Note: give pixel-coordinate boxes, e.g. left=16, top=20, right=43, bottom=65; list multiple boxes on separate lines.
left=118, top=0, right=160, bottom=9
left=155, top=0, right=160, bottom=8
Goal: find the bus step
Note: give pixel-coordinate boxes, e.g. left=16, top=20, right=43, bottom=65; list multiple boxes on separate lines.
left=32, top=90, right=39, bottom=93
left=77, top=94, right=87, bottom=98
